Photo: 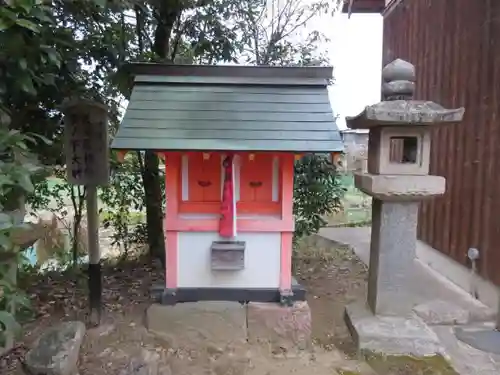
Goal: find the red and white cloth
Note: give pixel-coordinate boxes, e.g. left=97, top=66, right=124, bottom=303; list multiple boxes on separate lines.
left=219, top=154, right=237, bottom=238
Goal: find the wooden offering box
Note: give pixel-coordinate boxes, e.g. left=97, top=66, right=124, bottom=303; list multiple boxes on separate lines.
left=112, top=64, right=343, bottom=305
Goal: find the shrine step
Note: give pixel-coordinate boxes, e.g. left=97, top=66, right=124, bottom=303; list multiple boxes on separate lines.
left=145, top=301, right=311, bottom=353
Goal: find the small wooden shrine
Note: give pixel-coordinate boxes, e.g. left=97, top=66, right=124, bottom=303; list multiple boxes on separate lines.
left=112, top=63, right=343, bottom=305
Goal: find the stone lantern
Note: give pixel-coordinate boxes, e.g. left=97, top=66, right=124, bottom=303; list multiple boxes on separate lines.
left=344, top=59, right=465, bottom=356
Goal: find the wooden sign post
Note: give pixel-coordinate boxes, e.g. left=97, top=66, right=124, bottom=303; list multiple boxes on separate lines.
left=63, top=98, right=109, bottom=325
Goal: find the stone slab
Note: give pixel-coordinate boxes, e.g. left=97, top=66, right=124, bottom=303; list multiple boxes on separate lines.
left=433, top=324, right=500, bottom=375
left=454, top=325, right=500, bottom=355
left=344, top=302, right=445, bottom=357
left=413, top=299, right=469, bottom=325
left=354, top=173, right=446, bottom=201
left=247, top=301, right=312, bottom=353
left=145, top=302, right=247, bottom=349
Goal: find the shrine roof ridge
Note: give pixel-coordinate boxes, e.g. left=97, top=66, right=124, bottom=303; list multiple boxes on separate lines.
left=123, top=63, right=333, bottom=87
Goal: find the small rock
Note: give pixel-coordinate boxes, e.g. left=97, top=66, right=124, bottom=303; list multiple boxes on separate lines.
left=211, top=353, right=250, bottom=375
left=97, top=348, right=113, bottom=358
left=24, top=321, right=86, bottom=375
left=206, top=344, right=224, bottom=357
left=336, top=360, right=378, bottom=375
left=157, top=364, right=172, bottom=375
left=88, top=323, right=115, bottom=338
left=123, top=349, right=160, bottom=375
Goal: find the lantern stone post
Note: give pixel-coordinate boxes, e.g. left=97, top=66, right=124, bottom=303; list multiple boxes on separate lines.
left=343, top=59, right=465, bottom=356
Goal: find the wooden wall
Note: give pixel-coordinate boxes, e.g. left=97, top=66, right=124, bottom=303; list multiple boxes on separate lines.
left=383, top=0, right=500, bottom=285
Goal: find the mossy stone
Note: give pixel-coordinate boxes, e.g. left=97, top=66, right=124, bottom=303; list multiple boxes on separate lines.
left=363, top=351, right=458, bottom=375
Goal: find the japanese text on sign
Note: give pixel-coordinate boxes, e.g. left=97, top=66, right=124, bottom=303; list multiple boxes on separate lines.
left=63, top=103, right=109, bottom=186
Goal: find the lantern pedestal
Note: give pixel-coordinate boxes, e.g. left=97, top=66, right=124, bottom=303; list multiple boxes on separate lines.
left=343, top=183, right=448, bottom=357
left=344, top=302, right=444, bottom=357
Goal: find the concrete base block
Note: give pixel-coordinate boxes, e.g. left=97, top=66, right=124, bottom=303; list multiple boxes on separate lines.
left=145, top=302, right=247, bottom=349
left=345, top=302, right=445, bottom=357
left=247, top=301, right=312, bottom=352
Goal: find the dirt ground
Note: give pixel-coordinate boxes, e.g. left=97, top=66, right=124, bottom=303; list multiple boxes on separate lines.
left=1, top=238, right=450, bottom=375
left=293, top=238, right=367, bottom=356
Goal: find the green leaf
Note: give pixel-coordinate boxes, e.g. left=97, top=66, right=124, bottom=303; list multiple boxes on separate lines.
left=26, top=132, right=52, bottom=145
left=0, top=109, right=11, bottom=126
left=31, top=6, right=53, bottom=23
left=0, top=310, right=22, bottom=336
left=15, top=18, right=40, bottom=33
left=19, top=75, right=36, bottom=95
left=42, top=73, right=56, bottom=86
left=6, top=292, right=31, bottom=310
left=92, top=0, right=108, bottom=8
left=0, top=175, right=14, bottom=189
left=16, top=173, right=34, bottom=193
left=15, top=0, right=36, bottom=13
left=0, top=18, right=13, bottom=31
left=0, top=213, right=13, bottom=231
left=0, top=7, right=18, bottom=21
left=0, top=279, right=14, bottom=291
left=21, top=163, right=40, bottom=174
left=41, top=46, right=61, bottom=68
left=19, top=58, right=28, bottom=70
left=18, top=133, right=35, bottom=144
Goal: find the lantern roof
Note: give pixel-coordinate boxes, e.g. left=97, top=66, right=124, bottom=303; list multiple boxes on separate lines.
left=111, top=63, right=343, bottom=153
left=345, top=100, right=465, bottom=129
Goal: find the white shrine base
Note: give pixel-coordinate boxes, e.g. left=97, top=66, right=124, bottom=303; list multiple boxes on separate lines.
left=177, top=232, right=281, bottom=289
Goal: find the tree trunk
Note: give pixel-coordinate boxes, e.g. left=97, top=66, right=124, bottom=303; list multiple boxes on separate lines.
left=141, top=151, right=165, bottom=267
left=142, top=0, right=211, bottom=268
left=141, top=1, right=187, bottom=269
left=134, top=3, right=168, bottom=268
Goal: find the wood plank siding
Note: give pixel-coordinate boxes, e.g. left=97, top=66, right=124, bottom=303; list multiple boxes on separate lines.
left=384, top=0, right=500, bottom=285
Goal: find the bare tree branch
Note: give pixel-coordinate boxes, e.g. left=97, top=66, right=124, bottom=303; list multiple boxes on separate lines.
left=240, top=0, right=331, bottom=66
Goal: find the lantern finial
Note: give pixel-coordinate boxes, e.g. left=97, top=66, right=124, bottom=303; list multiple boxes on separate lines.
left=381, top=59, right=416, bottom=101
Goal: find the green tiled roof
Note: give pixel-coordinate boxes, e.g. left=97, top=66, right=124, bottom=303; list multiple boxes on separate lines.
left=111, top=64, right=343, bottom=153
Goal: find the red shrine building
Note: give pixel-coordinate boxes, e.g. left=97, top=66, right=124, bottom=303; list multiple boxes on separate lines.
left=112, top=64, right=343, bottom=305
